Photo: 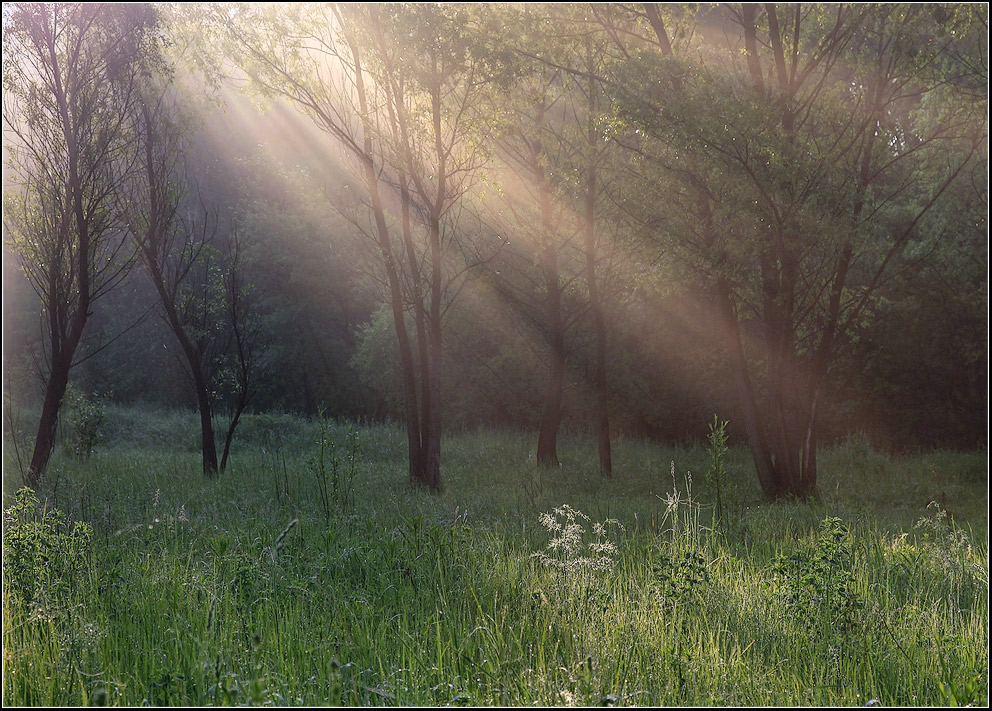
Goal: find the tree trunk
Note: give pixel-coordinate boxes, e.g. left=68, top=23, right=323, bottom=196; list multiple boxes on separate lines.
left=194, top=374, right=219, bottom=476
left=584, top=154, right=611, bottom=476
left=369, top=158, right=424, bottom=486
left=219, top=390, right=249, bottom=473
left=400, top=177, right=435, bottom=488
left=27, top=30, right=94, bottom=487
left=349, top=38, right=426, bottom=486
left=537, top=246, right=566, bottom=468
left=26, top=352, right=72, bottom=488
left=533, top=101, right=565, bottom=468
left=715, top=280, right=781, bottom=498
left=421, top=205, right=445, bottom=491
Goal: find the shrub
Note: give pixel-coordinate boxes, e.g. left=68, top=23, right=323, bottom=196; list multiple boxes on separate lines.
left=769, top=516, right=863, bottom=632
left=3, top=487, right=92, bottom=607
left=62, top=385, right=106, bottom=459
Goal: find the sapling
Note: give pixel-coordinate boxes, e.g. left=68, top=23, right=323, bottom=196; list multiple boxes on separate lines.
left=706, top=415, right=728, bottom=527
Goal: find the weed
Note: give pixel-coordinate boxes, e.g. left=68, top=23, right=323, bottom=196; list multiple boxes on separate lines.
left=911, top=500, right=983, bottom=600
left=706, top=415, right=729, bottom=526
left=268, top=518, right=300, bottom=562
left=2, top=487, right=92, bottom=608
left=914, top=500, right=971, bottom=558
left=659, top=462, right=705, bottom=550
left=652, top=463, right=712, bottom=608
left=651, top=548, right=710, bottom=609
left=939, top=674, right=988, bottom=707
left=3, top=393, right=30, bottom=483
left=532, top=504, right=624, bottom=585
left=769, top=517, right=863, bottom=633
left=309, top=411, right=361, bottom=521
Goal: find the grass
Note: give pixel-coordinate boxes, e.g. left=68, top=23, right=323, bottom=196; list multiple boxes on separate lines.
left=2, top=404, right=989, bottom=706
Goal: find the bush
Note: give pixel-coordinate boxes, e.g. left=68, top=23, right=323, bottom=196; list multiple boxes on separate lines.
left=62, top=385, right=106, bottom=459
left=3, top=487, right=92, bottom=607
left=769, top=516, right=863, bottom=633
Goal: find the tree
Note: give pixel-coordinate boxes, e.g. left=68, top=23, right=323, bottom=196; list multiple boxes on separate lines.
left=612, top=3, right=986, bottom=498
left=486, top=4, right=645, bottom=474
left=216, top=3, right=497, bottom=490
left=216, top=227, right=266, bottom=472
left=491, top=52, right=576, bottom=469
left=2, top=3, right=162, bottom=486
left=124, top=75, right=265, bottom=475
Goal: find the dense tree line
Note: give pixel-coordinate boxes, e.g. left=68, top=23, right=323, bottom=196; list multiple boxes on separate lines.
left=3, top=3, right=987, bottom=496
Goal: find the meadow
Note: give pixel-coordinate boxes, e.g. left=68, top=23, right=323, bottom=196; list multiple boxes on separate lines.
left=2, top=405, right=988, bottom=706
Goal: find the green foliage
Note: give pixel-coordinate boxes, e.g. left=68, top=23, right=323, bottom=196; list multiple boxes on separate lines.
left=1, top=409, right=988, bottom=706
left=770, top=517, right=863, bottom=632
left=939, top=675, right=988, bottom=707
left=2, top=487, right=92, bottom=608
left=349, top=306, right=404, bottom=416
left=651, top=547, right=710, bottom=609
left=61, top=385, right=106, bottom=460
left=651, top=463, right=712, bottom=608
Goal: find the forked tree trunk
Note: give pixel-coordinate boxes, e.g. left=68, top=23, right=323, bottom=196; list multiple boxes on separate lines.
left=719, top=277, right=821, bottom=500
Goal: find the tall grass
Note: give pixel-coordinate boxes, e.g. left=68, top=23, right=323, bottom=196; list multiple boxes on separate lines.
left=3, top=406, right=988, bottom=706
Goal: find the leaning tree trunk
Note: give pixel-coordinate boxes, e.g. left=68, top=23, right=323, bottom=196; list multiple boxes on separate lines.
left=350, top=39, right=426, bottom=486
left=26, top=350, right=73, bottom=488
left=716, top=280, right=781, bottom=498
left=27, top=105, right=93, bottom=487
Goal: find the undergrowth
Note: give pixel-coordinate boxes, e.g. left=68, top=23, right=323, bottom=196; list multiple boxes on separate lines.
left=2, top=406, right=988, bottom=706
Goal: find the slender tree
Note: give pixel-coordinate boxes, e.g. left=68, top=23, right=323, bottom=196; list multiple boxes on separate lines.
left=216, top=3, right=496, bottom=490
left=124, top=77, right=264, bottom=476
left=2, top=3, right=161, bottom=486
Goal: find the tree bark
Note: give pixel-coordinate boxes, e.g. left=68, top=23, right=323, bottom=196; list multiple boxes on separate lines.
left=583, top=80, right=611, bottom=476
left=348, top=35, right=426, bottom=486
left=26, top=352, right=72, bottom=488
left=536, top=195, right=566, bottom=468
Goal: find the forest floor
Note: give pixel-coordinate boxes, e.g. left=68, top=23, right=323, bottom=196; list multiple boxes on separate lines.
left=2, top=405, right=988, bottom=706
